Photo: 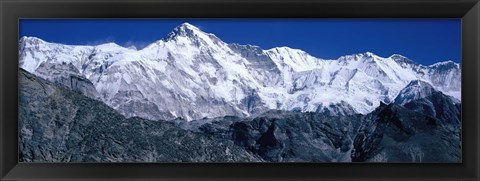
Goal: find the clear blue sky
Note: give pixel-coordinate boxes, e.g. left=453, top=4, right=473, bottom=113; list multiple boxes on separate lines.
left=20, top=19, right=461, bottom=65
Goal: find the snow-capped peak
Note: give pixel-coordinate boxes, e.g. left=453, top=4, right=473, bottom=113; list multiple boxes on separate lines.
left=389, top=53, right=408, bottom=59
left=19, top=36, right=48, bottom=46
left=265, top=46, right=324, bottom=72
left=394, top=80, right=435, bottom=105
left=429, top=60, right=459, bottom=68
left=179, top=22, right=199, bottom=30
left=157, top=22, right=226, bottom=52
left=94, top=42, right=127, bottom=50
left=165, top=22, right=217, bottom=41
left=388, top=54, right=419, bottom=67
left=407, top=79, right=434, bottom=89
left=174, top=22, right=201, bottom=34
left=18, top=23, right=461, bottom=122
left=337, top=52, right=378, bottom=62
left=165, top=23, right=198, bottom=40
left=364, top=51, right=376, bottom=56
left=20, top=36, right=45, bottom=42
left=20, top=36, right=43, bottom=41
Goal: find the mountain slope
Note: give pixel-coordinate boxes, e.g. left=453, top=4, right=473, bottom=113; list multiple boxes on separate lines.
left=352, top=103, right=460, bottom=162
left=393, top=80, right=461, bottom=129
left=19, top=23, right=461, bottom=121
left=19, top=68, right=263, bottom=162
left=181, top=103, right=460, bottom=162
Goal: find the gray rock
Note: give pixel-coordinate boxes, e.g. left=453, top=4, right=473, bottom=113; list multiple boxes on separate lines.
left=19, top=69, right=263, bottom=162
left=34, top=61, right=100, bottom=100
left=352, top=103, right=460, bottom=162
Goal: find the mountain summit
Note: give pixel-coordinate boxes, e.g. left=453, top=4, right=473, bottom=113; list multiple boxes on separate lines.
left=164, top=22, right=221, bottom=46
left=19, top=23, right=461, bottom=121
left=165, top=23, right=202, bottom=40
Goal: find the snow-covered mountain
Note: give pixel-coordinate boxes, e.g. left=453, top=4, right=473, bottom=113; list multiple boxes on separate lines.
left=394, top=80, right=460, bottom=106
left=19, top=22, right=461, bottom=121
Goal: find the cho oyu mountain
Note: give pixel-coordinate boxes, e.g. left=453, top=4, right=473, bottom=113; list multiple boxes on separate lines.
left=19, top=22, right=461, bottom=121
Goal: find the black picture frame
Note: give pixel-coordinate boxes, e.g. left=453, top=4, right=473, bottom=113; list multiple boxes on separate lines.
left=1, top=0, right=479, bottom=180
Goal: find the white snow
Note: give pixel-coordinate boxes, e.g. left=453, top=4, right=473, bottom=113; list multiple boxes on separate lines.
left=18, top=23, right=462, bottom=121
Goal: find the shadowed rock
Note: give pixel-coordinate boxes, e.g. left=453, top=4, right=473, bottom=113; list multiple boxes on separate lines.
left=19, top=69, right=262, bottom=162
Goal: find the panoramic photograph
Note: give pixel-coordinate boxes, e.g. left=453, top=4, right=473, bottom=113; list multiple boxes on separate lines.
left=18, top=19, right=461, bottom=162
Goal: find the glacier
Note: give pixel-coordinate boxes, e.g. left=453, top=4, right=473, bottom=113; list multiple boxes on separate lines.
left=19, top=22, right=461, bottom=121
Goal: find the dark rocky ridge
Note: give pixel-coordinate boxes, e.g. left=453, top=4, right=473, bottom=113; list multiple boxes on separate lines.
left=402, top=91, right=461, bottom=130
left=190, top=104, right=460, bottom=162
left=19, top=69, right=262, bottom=162
left=20, top=69, right=461, bottom=162
left=352, top=102, right=460, bottom=162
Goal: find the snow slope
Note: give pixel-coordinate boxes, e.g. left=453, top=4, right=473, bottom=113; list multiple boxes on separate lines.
left=19, top=22, right=461, bottom=121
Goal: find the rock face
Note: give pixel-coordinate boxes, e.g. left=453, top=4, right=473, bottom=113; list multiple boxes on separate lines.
left=227, top=111, right=360, bottom=162
left=34, top=61, right=100, bottom=99
left=19, top=69, right=262, bottom=162
left=185, top=111, right=361, bottom=162
left=352, top=103, right=460, bottom=162
left=179, top=106, right=460, bottom=163
left=394, top=80, right=461, bottom=129
left=19, top=23, right=461, bottom=121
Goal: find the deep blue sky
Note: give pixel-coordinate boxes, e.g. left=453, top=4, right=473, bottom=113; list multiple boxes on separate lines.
left=20, top=19, right=461, bottom=65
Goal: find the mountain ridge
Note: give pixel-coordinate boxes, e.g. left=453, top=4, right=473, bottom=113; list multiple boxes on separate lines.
left=19, top=23, right=461, bottom=121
